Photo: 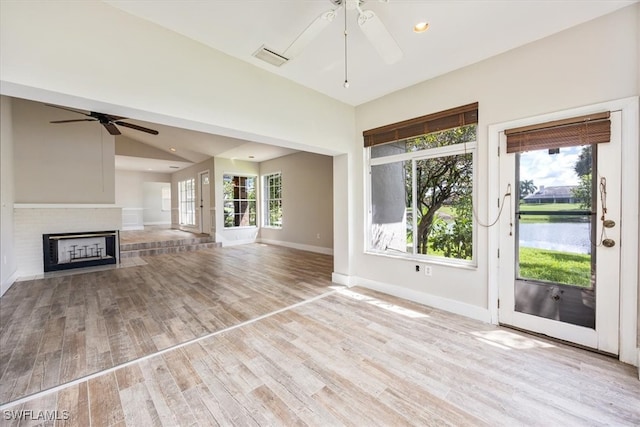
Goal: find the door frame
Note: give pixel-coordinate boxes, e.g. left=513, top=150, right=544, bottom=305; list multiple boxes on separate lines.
left=198, top=170, right=211, bottom=235
left=487, top=96, right=639, bottom=365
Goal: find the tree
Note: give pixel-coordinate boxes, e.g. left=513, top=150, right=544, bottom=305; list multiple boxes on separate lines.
left=572, top=173, right=592, bottom=210
left=405, top=125, right=475, bottom=257
left=430, top=191, right=473, bottom=259
left=574, top=146, right=592, bottom=177
left=572, top=146, right=593, bottom=209
left=519, top=179, right=537, bottom=199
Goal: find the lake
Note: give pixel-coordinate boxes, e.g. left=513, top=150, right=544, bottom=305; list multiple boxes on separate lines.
left=519, top=222, right=592, bottom=254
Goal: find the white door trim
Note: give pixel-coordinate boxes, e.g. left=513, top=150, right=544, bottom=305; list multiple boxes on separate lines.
left=488, top=96, right=639, bottom=366
left=198, top=170, right=211, bottom=235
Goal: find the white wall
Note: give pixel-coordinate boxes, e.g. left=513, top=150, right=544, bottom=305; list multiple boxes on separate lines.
left=259, top=152, right=333, bottom=254
left=115, top=170, right=171, bottom=229
left=143, top=182, right=171, bottom=225
left=351, top=5, right=639, bottom=319
left=12, top=98, right=116, bottom=204
left=0, top=96, right=17, bottom=296
left=0, top=0, right=353, bottom=157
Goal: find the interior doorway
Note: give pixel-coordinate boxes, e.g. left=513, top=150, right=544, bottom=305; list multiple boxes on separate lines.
left=199, top=170, right=211, bottom=235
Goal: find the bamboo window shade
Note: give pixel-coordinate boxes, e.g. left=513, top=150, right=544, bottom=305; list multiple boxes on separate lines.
left=504, top=112, right=611, bottom=154
left=362, top=103, right=478, bottom=147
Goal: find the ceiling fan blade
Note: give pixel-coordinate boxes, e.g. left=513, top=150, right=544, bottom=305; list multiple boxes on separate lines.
left=45, top=104, right=90, bottom=116
left=358, top=9, right=403, bottom=64
left=115, top=121, right=159, bottom=135
left=102, top=122, right=121, bottom=136
left=284, top=8, right=339, bottom=58
left=50, top=119, right=97, bottom=124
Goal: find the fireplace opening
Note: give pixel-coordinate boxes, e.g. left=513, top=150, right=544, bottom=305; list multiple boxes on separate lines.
left=43, top=231, right=119, bottom=272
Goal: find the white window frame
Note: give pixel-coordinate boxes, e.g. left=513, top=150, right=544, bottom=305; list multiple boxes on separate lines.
left=161, top=185, right=171, bottom=212
left=262, top=172, right=283, bottom=229
left=223, top=173, right=258, bottom=229
left=366, top=140, right=477, bottom=268
left=178, top=178, right=196, bottom=226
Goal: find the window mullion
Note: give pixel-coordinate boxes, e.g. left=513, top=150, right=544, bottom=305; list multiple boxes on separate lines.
left=412, top=159, right=418, bottom=255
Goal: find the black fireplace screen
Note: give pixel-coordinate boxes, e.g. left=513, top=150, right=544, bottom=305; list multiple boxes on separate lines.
left=43, top=231, right=119, bottom=272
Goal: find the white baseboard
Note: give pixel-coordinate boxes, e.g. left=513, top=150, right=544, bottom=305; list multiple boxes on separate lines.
left=0, top=270, right=19, bottom=297
left=222, top=238, right=258, bottom=247
left=353, top=276, right=492, bottom=323
left=121, top=226, right=144, bottom=231
left=259, top=238, right=333, bottom=256
left=331, top=272, right=354, bottom=287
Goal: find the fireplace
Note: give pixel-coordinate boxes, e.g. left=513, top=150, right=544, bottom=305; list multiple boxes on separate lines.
left=43, top=231, right=119, bottom=272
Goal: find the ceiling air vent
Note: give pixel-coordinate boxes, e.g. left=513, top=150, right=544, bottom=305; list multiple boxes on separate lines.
left=253, top=45, right=289, bottom=67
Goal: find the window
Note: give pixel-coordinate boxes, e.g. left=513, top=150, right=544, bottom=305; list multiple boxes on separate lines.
left=161, top=186, right=171, bottom=211
left=365, top=104, right=478, bottom=265
left=263, top=172, right=282, bottom=228
left=223, top=174, right=257, bottom=228
left=178, top=178, right=195, bottom=226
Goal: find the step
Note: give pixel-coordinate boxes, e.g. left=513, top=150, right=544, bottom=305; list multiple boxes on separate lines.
left=120, top=235, right=216, bottom=252
left=119, top=235, right=220, bottom=258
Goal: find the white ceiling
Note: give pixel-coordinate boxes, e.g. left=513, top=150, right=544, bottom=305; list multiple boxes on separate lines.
left=53, top=0, right=635, bottom=172
left=104, top=0, right=636, bottom=106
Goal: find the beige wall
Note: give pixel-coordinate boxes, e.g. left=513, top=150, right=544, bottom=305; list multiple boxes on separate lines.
left=0, top=96, right=17, bottom=296
left=12, top=98, right=115, bottom=204
left=259, top=152, right=333, bottom=253
left=352, top=5, right=638, bottom=319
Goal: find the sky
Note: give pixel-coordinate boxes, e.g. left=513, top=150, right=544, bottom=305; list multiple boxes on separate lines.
left=519, top=145, right=582, bottom=189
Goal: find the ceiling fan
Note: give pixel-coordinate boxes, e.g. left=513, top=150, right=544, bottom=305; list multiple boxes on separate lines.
left=46, top=104, right=159, bottom=136
left=284, top=0, right=402, bottom=65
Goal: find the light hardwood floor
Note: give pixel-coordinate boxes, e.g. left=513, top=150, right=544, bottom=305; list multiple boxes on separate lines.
left=0, top=244, right=334, bottom=404
left=1, top=245, right=639, bottom=426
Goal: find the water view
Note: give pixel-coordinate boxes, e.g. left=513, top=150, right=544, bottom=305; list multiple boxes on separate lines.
left=519, top=222, right=591, bottom=254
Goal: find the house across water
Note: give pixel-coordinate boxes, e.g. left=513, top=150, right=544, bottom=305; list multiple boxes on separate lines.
left=523, top=185, right=578, bottom=204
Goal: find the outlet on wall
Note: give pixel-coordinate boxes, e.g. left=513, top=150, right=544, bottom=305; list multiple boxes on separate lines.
left=424, top=265, right=432, bottom=276
left=316, top=233, right=320, bottom=239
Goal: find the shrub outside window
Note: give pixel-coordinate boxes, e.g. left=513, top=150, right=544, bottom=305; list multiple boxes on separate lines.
left=178, top=178, right=196, bottom=226
left=368, top=124, right=477, bottom=265
left=263, top=172, right=282, bottom=228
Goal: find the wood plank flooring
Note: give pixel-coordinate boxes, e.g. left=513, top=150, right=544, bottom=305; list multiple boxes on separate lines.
left=2, top=244, right=640, bottom=426
left=0, top=244, right=334, bottom=405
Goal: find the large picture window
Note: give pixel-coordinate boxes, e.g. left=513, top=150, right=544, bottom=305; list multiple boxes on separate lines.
left=178, top=178, right=196, bottom=226
left=365, top=104, right=478, bottom=265
left=263, top=172, right=282, bottom=228
left=223, top=174, right=257, bottom=228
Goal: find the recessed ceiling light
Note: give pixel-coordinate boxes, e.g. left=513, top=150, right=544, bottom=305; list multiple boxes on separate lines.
left=413, top=22, right=429, bottom=33
left=169, top=147, right=177, bottom=152
left=169, top=166, right=179, bottom=169
left=147, top=168, right=153, bottom=171
left=248, top=156, right=255, bottom=159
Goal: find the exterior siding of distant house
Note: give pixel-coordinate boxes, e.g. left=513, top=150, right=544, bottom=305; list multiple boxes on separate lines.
left=523, top=185, right=577, bottom=204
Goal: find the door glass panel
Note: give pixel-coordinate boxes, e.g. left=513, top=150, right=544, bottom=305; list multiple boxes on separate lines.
left=515, top=144, right=596, bottom=328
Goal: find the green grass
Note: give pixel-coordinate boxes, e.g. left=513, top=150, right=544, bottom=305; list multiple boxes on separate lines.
left=519, top=247, right=592, bottom=287
left=518, top=203, right=590, bottom=223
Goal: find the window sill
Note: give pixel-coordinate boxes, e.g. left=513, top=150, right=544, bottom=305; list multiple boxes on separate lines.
left=364, top=250, right=477, bottom=270
left=262, top=226, right=282, bottom=230
left=223, top=226, right=258, bottom=230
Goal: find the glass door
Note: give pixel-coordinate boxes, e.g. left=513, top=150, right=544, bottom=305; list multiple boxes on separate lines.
left=515, top=145, right=596, bottom=328
left=498, top=111, right=622, bottom=355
